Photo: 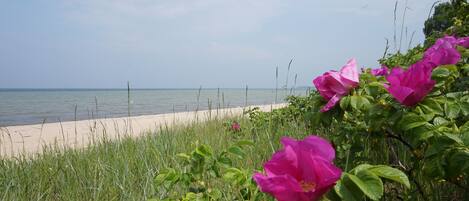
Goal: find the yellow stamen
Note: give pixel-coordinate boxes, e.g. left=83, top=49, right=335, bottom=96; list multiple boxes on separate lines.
left=300, top=181, right=316, bottom=192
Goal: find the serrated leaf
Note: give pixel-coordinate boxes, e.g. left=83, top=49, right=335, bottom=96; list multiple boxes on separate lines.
left=368, top=165, right=410, bottom=188
left=334, top=179, right=362, bottom=201
left=347, top=170, right=383, bottom=200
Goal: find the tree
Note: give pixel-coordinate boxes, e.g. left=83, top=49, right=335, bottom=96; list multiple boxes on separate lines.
left=423, top=0, right=469, bottom=46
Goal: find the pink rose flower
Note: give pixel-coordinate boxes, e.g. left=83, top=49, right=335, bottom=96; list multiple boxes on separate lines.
left=371, top=65, right=389, bottom=76
left=313, top=59, right=359, bottom=112
left=231, top=122, right=241, bottom=132
left=385, top=61, right=435, bottom=106
left=423, top=36, right=463, bottom=68
left=456, top=36, right=469, bottom=48
left=253, top=136, right=342, bottom=201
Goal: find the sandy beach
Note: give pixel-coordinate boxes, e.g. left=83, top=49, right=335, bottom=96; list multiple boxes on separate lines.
left=0, top=103, right=286, bottom=158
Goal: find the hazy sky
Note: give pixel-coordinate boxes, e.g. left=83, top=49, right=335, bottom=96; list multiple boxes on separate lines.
left=0, top=0, right=443, bottom=88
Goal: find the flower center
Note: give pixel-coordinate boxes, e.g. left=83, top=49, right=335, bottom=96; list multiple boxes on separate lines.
left=300, top=181, right=316, bottom=192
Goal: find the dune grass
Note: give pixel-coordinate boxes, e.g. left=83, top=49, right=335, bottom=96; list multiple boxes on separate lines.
left=0, top=107, right=465, bottom=200
left=0, top=114, right=309, bottom=201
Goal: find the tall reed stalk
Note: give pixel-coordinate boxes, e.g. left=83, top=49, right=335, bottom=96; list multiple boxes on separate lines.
left=393, top=1, right=398, bottom=52
left=127, top=82, right=131, bottom=117
left=285, top=59, right=293, bottom=96
left=398, top=0, right=408, bottom=52
left=196, top=86, right=202, bottom=112
left=275, top=66, right=278, bottom=103
left=245, top=85, right=248, bottom=107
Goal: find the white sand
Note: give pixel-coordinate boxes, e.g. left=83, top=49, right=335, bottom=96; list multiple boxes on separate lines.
left=0, top=104, right=286, bottom=158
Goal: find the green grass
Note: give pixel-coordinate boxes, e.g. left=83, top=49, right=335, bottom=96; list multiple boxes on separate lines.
left=0, top=115, right=309, bottom=200
left=0, top=111, right=466, bottom=200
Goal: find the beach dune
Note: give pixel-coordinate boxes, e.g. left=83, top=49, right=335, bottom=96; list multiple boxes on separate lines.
left=0, top=104, right=286, bottom=158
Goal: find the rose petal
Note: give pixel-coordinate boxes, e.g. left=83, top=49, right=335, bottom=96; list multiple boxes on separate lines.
left=320, top=94, right=341, bottom=112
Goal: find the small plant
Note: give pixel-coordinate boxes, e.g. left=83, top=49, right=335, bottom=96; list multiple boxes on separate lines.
left=152, top=140, right=259, bottom=200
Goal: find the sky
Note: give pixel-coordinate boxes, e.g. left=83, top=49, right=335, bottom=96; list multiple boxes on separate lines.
left=0, top=0, right=444, bottom=89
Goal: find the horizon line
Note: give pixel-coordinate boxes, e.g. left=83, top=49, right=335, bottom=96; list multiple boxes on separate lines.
left=0, top=87, right=312, bottom=91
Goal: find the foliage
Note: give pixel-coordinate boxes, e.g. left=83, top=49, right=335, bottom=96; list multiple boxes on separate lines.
left=246, top=39, right=469, bottom=200
left=332, top=164, right=410, bottom=201
left=153, top=140, right=261, bottom=200
left=423, top=0, right=469, bottom=47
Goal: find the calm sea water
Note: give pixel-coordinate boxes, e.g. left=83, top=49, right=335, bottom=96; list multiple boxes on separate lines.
left=0, top=88, right=306, bottom=126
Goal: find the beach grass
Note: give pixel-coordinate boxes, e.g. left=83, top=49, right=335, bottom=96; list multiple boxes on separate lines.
left=0, top=114, right=308, bottom=200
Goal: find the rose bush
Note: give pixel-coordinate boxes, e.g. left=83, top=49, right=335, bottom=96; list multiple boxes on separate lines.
left=248, top=35, right=469, bottom=200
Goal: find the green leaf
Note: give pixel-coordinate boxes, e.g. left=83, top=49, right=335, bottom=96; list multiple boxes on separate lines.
left=228, top=146, right=246, bottom=159
left=425, top=134, right=460, bottom=157
left=207, top=188, right=222, bottom=199
left=340, top=96, right=351, bottom=110
left=155, top=168, right=179, bottom=185
left=445, top=102, right=461, bottom=119
left=462, top=64, right=469, bottom=73
left=446, top=150, right=469, bottom=178
left=422, top=156, right=445, bottom=178
left=350, top=95, right=371, bottom=110
left=350, top=95, right=359, bottom=110
left=432, top=67, right=450, bottom=78
left=350, top=164, right=373, bottom=175
left=223, top=168, right=241, bottom=180
left=461, top=102, right=469, bottom=116
left=347, top=170, right=383, bottom=200
left=195, top=145, right=213, bottom=158
left=404, top=121, right=429, bottom=131
left=433, top=117, right=450, bottom=126
left=182, top=192, right=204, bottom=201
left=398, top=113, right=428, bottom=131
left=334, top=179, right=362, bottom=201
left=368, top=165, right=410, bottom=189
left=223, top=167, right=246, bottom=185
left=442, top=133, right=463, bottom=144
left=460, top=122, right=469, bottom=146
left=420, top=99, right=444, bottom=116
left=176, top=153, right=191, bottom=161
left=217, top=155, right=233, bottom=167
left=235, top=140, right=255, bottom=147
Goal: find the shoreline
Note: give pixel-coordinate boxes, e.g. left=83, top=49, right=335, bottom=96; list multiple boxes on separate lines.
left=0, top=103, right=286, bottom=158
